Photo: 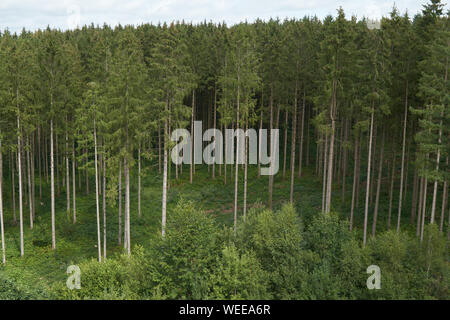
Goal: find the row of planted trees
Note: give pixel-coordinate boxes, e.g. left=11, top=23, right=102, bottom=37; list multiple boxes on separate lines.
left=0, top=1, right=448, bottom=265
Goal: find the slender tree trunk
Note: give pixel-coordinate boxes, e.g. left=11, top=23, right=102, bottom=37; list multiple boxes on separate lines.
left=50, top=118, right=56, bottom=250
left=363, top=107, right=375, bottom=246
left=10, top=151, right=16, bottom=224
left=72, top=142, right=76, bottom=223
left=387, top=153, right=396, bottom=230
left=439, top=157, right=449, bottom=232
left=162, top=92, right=169, bottom=237
left=125, top=156, right=130, bottom=255
left=38, top=127, right=42, bottom=201
left=26, top=135, right=33, bottom=229
left=94, top=119, right=102, bottom=262
left=18, top=115, right=24, bottom=256
left=31, top=134, right=35, bottom=220
left=0, top=137, right=5, bottom=264
left=138, top=146, right=141, bottom=218
left=118, top=161, right=122, bottom=245
left=268, top=85, right=274, bottom=209
left=396, top=82, right=408, bottom=232
left=350, top=133, right=358, bottom=231
left=372, top=128, right=385, bottom=237
left=190, top=89, right=195, bottom=183
left=213, top=86, right=217, bottom=179
left=420, top=177, right=428, bottom=242
left=325, top=81, right=337, bottom=215
left=66, top=128, right=70, bottom=216
left=298, top=89, right=306, bottom=178
left=234, top=85, right=240, bottom=234
left=290, top=81, right=298, bottom=203
left=410, top=166, right=419, bottom=224
left=243, top=119, right=248, bottom=220
left=103, top=154, right=106, bottom=261
left=282, top=110, right=288, bottom=179
left=417, top=176, right=424, bottom=237
left=258, top=109, right=263, bottom=178
left=430, top=113, right=443, bottom=224
left=322, top=134, right=328, bottom=216
left=305, top=106, right=310, bottom=168
left=341, top=119, right=349, bottom=204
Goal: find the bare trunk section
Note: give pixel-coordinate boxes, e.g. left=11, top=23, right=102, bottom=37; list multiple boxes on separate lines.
left=325, top=80, right=337, bottom=215
left=10, top=151, right=16, bottom=225
left=430, top=112, right=443, bottom=224
left=322, top=134, right=329, bottom=216
left=103, top=154, right=107, bottom=261
left=350, top=133, right=358, bottom=230
left=72, top=142, right=76, bottom=223
left=282, top=110, right=288, bottom=179
left=298, top=89, right=306, bottom=178
left=94, top=119, right=102, bottom=262
left=372, top=128, right=385, bottom=237
left=118, top=162, right=122, bottom=245
left=289, top=81, right=298, bottom=203
left=18, top=115, right=24, bottom=256
left=363, top=107, right=375, bottom=246
left=138, top=147, right=141, bottom=218
left=396, top=81, right=408, bottom=232
left=0, top=137, right=5, bottom=264
left=387, top=153, right=396, bottom=230
left=26, top=136, right=33, bottom=229
left=439, top=157, right=449, bottom=232
left=66, top=128, right=70, bottom=216
left=190, top=89, right=195, bottom=183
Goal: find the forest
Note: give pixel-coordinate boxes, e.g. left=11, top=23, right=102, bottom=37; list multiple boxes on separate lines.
left=0, top=0, right=448, bottom=300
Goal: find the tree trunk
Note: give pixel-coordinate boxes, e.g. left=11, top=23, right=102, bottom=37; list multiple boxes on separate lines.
left=387, top=153, right=396, bottom=230
left=50, top=118, right=56, bottom=250
left=72, top=142, right=76, bottom=223
left=10, top=151, right=16, bottom=224
left=325, top=80, right=337, bottom=215
left=372, top=128, right=385, bottom=237
left=410, top=166, right=419, bottom=224
left=103, top=154, right=107, bottom=261
left=350, top=133, right=358, bottom=230
left=0, top=137, right=5, bottom=264
left=26, top=135, right=33, bottom=229
left=125, top=156, right=130, bottom=255
left=66, top=128, right=70, bottom=216
left=363, top=107, right=375, bottom=246
left=439, top=157, right=448, bottom=232
left=138, top=146, right=141, bottom=218
left=234, top=84, right=240, bottom=234
left=298, top=88, right=306, bottom=178
left=268, top=85, right=274, bottom=210
left=190, top=89, right=195, bottom=183
left=118, top=161, right=122, bottom=245
left=322, top=134, right=328, bottom=216
left=396, top=82, right=408, bottom=232
left=38, top=127, right=42, bottom=201
left=416, top=176, right=424, bottom=237
left=243, top=119, right=248, bottom=221
left=212, top=86, right=217, bottom=179
left=430, top=113, right=443, bottom=224
left=94, top=119, right=102, bottom=262
left=282, top=110, right=288, bottom=179
left=290, top=81, right=298, bottom=203
left=420, top=177, right=428, bottom=242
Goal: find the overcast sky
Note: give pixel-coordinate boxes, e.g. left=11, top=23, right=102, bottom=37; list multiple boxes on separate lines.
left=0, top=0, right=441, bottom=33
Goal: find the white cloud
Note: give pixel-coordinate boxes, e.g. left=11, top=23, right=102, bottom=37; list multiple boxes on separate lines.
left=0, top=0, right=440, bottom=33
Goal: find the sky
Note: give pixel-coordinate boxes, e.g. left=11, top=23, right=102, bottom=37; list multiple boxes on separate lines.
left=0, top=0, right=442, bottom=33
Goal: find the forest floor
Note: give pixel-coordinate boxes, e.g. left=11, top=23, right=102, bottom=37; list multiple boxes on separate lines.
left=0, top=163, right=417, bottom=294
